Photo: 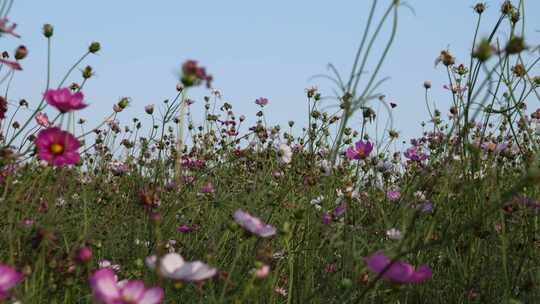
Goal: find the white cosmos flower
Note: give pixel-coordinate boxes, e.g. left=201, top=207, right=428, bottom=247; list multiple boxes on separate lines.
left=146, top=253, right=217, bottom=282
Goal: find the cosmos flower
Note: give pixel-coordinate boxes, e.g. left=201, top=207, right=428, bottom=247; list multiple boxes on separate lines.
left=90, top=268, right=163, bottom=304
left=278, top=144, right=293, bottom=164
left=145, top=253, right=217, bottom=282
left=364, top=251, right=432, bottom=284
left=386, top=190, right=401, bottom=201
left=0, top=264, right=23, bottom=300
left=255, top=264, right=270, bottom=279
left=35, top=112, right=50, bottom=127
left=255, top=97, right=269, bottom=107
left=233, top=209, right=276, bottom=237
left=386, top=228, right=402, bottom=240
left=35, top=127, right=81, bottom=166
left=0, top=18, right=20, bottom=38
left=346, top=140, right=373, bottom=160
left=44, top=88, right=87, bottom=113
left=404, top=146, right=428, bottom=162
left=0, top=58, right=22, bottom=70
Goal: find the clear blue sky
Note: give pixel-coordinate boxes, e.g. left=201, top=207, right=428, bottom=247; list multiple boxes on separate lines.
left=5, top=1, right=540, bottom=143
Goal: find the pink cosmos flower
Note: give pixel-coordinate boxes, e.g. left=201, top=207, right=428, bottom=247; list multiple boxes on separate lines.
left=35, top=127, right=81, bottom=166
left=233, top=209, right=276, bottom=237
left=0, top=264, right=23, bottom=300
left=0, top=58, right=22, bottom=70
left=35, top=112, right=50, bottom=127
left=89, top=268, right=163, bottom=304
left=44, top=88, right=87, bottom=113
left=255, top=264, right=270, bottom=279
left=346, top=140, right=373, bottom=160
left=0, top=18, right=21, bottom=38
left=364, top=251, right=432, bottom=284
left=146, top=253, right=217, bottom=282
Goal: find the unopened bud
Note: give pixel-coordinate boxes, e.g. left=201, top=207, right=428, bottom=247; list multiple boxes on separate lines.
left=144, top=104, right=154, bottom=115
left=82, top=66, right=93, bottom=79
left=118, top=97, right=130, bottom=109
left=505, top=36, right=525, bottom=54
left=88, top=42, right=101, bottom=54
left=14, top=45, right=28, bottom=60
left=43, top=24, right=54, bottom=38
left=474, top=3, right=486, bottom=14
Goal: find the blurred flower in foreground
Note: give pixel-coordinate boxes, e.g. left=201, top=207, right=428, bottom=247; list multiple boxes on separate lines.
left=364, top=251, right=432, bottom=284
left=44, top=88, right=87, bottom=113
left=90, top=268, right=163, bottom=304
left=233, top=209, right=276, bottom=237
left=0, top=264, right=23, bottom=300
left=145, top=253, right=217, bottom=282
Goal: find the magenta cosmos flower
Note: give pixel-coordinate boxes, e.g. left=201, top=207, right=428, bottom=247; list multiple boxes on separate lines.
left=0, top=264, right=23, bottom=300
left=44, top=88, right=87, bottom=112
left=346, top=140, right=373, bottom=160
left=233, top=209, right=276, bottom=237
left=35, top=127, right=81, bottom=166
left=364, top=251, right=432, bottom=284
left=90, top=268, right=163, bottom=304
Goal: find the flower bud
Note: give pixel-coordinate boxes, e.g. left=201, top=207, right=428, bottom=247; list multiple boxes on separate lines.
left=144, top=104, right=154, bottom=115
left=512, top=64, right=526, bottom=78
left=43, top=24, right=54, bottom=38
left=505, top=36, right=525, bottom=54
left=14, top=45, right=28, bottom=60
left=82, top=66, right=93, bottom=79
left=118, top=97, right=130, bottom=109
left=501, top=1, right=513, bottom=15
left=76, top=247, right=92, bottom=263
left=474, top=3, right=486, bottom=14
left=473, top=39, right=492, bottom=62
left=423, top=80, right=432, bottom=89
left=88, top=42, right=101, bottom=54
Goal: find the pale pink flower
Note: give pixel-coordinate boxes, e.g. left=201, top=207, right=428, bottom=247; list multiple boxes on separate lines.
left=0, top=18, right=21, bottom=38
left=35, top=112, right=50, bottom=127
left=233, top=209, right=276, bottom=237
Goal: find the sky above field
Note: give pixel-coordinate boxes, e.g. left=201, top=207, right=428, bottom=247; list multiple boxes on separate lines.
left=6, top=1, right=540, bottom=146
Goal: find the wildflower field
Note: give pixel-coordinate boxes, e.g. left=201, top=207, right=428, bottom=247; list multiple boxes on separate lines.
left=2, top=0, right=540, bottom=303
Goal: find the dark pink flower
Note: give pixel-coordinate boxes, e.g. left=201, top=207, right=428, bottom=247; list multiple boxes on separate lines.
left=177, top=224, right=199, bottom=233
left=0, top=264, right=23, bottom=300
left=35, top=127, right=81, bottom=166
left=76, top=247, right=93, bottom=264
left=90, top=268, right=163, bottom=304
left=364, top=251, right=432, bottom=284
left=233, top=209, right=276, bottom=238
left=0, top=58, right=22, bottom=70
left=346, top=140, right=373, bottom=160
left=0, top=18, right=21, bottom=38
left=44, top=88, right=87, bottom=113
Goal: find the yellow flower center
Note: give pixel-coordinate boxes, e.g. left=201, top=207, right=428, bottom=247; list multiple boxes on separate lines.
left=50, top=143, right=64, bottom=155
